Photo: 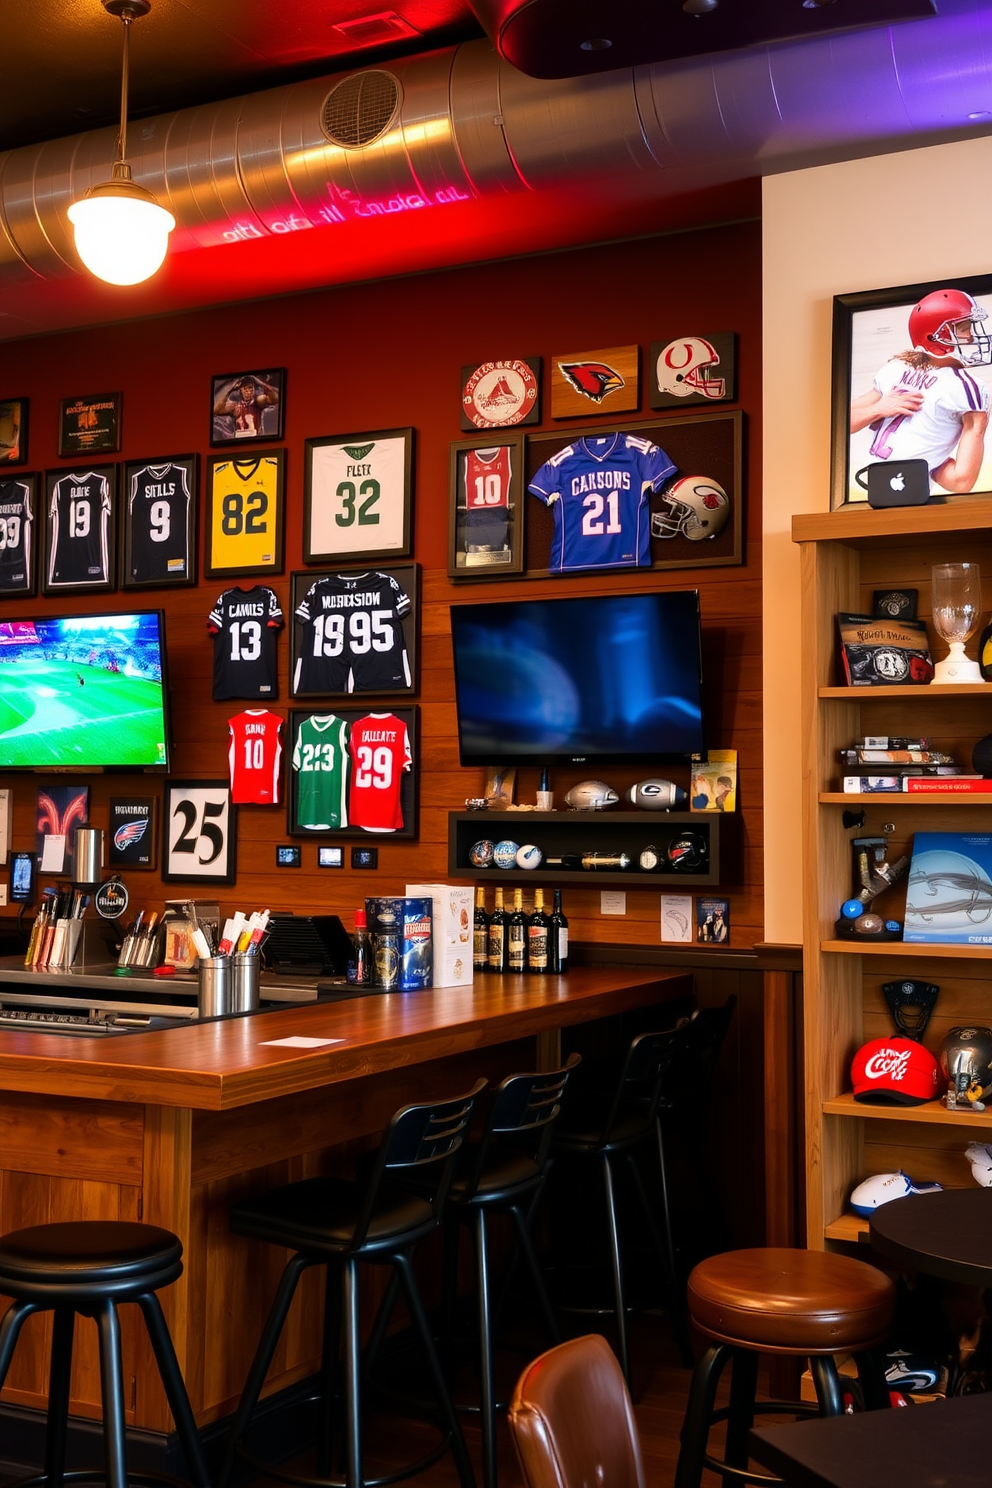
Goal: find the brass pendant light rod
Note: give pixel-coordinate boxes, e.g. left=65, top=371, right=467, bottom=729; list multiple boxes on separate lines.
left=103, top=0, right=151, bottom=179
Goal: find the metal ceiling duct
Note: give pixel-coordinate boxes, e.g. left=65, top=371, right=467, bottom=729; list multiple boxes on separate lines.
left=0, top=5, right=988, bottom=289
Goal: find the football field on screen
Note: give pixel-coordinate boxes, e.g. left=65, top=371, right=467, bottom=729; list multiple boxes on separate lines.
left=0, top=659, right=164, bottom=766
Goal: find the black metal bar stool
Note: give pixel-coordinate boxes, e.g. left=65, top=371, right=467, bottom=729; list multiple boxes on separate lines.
left=0, top=1219, right=210, bottom=1488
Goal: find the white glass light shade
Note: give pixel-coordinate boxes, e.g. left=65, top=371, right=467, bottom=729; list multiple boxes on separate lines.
left=68, top=179, right=175, bottom=286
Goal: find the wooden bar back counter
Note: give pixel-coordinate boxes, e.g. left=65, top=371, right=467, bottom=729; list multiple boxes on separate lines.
left=0, top=964, right=691, bottom=1455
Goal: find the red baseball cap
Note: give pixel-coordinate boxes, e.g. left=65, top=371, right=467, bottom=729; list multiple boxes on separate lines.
left=851, top=1037, right=945, bottom=1106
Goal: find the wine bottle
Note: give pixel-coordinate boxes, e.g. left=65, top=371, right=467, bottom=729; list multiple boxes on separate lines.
left=549, top=889, right=569, bottom=974
left=488, top=887, right=507, bottom=974
left=508, top=888, right=527, bottom=973
left=580, top=852, right=632, bottom=870
left=473, top=886, right=489, bottom=972
left=544, top=854, right=583, bottom=871
left=536, top=767, right=554, bottom=812
left=527, top=887, right=549, bottom=974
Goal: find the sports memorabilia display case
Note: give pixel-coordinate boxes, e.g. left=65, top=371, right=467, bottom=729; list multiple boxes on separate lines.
left=303, top=427, right=414, bottom=565
left=122, top=454, right=198, bottom=590
left=287, top=705, right=419, bottom=841
left=204, top=450, right=285, bottom=579
left=290, top=563, right=419, bottom=699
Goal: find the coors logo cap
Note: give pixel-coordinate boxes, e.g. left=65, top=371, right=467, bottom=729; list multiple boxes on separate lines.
left=851, top=1036, right=945, bottom=1106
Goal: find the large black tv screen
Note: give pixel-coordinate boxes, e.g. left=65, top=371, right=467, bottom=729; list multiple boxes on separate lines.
left=450, top=590, right=705, bottom=766
left=0, top=611, right=170, bottom=769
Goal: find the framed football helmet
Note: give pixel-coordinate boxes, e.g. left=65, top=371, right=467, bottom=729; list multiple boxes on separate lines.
left=655, top=336, right=726, bottom=399
left=908, top=288, right=992, bottom=366
left=652, top=476, right=730, bottom=541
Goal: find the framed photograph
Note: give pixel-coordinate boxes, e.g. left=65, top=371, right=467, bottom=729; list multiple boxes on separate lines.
left=303, top=427, right=413, bottom=564
left=122, top=454, right=198, bottom=589
left=460, top=358, right=541, bottom=431
left=0, top=470, right=39, bottom=598
left=205, top=449, right=285, bottom=579
left=43, top=464, right=117, bottom=594
left=210, top=369, right=285, bottom=446
left=163, top=780, right=237, bottom=884
left=291, top=563, right=419, bottom=699
left=831, top=273, right=992, bottom=508
left=448, top=435, right=524, bottom=580
left=524, top=411, right=743, bottom=575
left=108, top=797, right=156, bottom=871
left=287, top=705, right=419, bottom=840
left=551, top=345, right=639, bottom=418
left=58, top=393, right=121, bottom=458
left=649, top=333, right=736, bottom=408
left=0, top=398, right=28, bottom=467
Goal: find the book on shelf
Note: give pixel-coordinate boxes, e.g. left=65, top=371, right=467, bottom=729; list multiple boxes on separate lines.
left=903, top=777, right=991, bottom=794
left=904, top=832, right=992, bottom=945
left=841, top=772, right=969, bottom=793
left=841, top=749, right=955, bottom=766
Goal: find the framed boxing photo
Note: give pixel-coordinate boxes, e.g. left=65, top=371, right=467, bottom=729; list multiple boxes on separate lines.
left=448, top=435, right=525, bottom=580
left=205, top=449, right=285, bottom=579
left=0, top=398, right=28, bottom=468
left=290, top=563, right=419, bottom=699
left=831, top=271, right=992, bottom=508
left=0, top=470, right=39, bottom=599
left=287, top=705, right=419, bottom=841
left=303, top=427, right=413, bottom=565
left=162, top=780, right=237, bottom=884
left=210, top=369, right=285, bottom=447
left=42, top=464, right=117, bottom=595
left=121, top=454, right=198, bottom=590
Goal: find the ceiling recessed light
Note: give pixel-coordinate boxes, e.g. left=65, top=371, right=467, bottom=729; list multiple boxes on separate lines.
left=580, top=37, right=612, bottom=50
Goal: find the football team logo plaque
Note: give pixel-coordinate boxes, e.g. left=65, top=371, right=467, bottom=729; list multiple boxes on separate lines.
left=461, top=359, right=540, bottom=431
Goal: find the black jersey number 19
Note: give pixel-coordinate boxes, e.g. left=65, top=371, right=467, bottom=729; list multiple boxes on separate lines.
left=334, top=479, right=379, bottom=527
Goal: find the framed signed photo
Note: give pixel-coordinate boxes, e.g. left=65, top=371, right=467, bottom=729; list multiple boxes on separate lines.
left=303, top=427, right=413, bottom=564
left=122, top=454, right=198, bottom=590
left=58, top=393, right=121, bottom=458
left=0, top=398, right=28, bottom=468
left=831, top=273, right=992, bottom=508
left=287, top=705, right=419, bottom=840
left=448, top=435, right=524, bottom=580
left=163, top=780, right=237, bottom=884
left=290, top=563, right=419, bottom=699
left=0, top=471, right=38, bottom=598
left=42, top=464, right=116, bottom=595
left=205, top=450, right=285, bottom=579
left=210, top=370, right=285, bottom=446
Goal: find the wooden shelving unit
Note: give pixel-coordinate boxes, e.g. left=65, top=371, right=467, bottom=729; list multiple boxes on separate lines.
left=795, top=501, right=992, bottom=1247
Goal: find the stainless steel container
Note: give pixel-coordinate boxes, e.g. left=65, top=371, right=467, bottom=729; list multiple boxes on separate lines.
left=197, top=956, right=231, bottom=1017
left=230, top=952, right=260, bottom=1014
left=73, top=827, right=104, bottom=887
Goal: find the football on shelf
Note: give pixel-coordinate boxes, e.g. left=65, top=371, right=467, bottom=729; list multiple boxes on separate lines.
left=564, top=780, right=620, bottom=811
left=626, top=779, right=687, bottom=811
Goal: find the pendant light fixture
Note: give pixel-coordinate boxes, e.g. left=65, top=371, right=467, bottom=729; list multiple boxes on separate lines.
left=67, top=0, right=175, bottom=286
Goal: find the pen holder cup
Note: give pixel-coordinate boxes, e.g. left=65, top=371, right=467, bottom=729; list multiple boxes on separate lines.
left=230, top=952, right=260, bottom=1014
left=197, top=956, right=231, bottom=1018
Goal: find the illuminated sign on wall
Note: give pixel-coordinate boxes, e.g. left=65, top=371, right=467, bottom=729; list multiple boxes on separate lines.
left=220, top=181, right=473, bottom=244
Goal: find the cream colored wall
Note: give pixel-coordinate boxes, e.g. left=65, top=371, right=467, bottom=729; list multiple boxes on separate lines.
left=761, top=134, right=992, bottom=943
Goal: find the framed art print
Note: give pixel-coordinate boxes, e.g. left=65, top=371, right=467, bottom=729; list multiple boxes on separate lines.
left=0, top=471, right=38, bottom=598
left=43, top=464, right=116, bottom=595
left=58, top=393, right=121, bottom=458
left=163, top=780, right=237, bottom=884
left=287, top=705, right=419, bottom=840
left=210, top=370, right=285, bottom=446
left=205, top=450, right=285, bottom=578
left=831, top=273, right=992, bottom=507
left=122, top=454, right=198, bottom=589
left=448, top=435, right=524, bottom=579
left=303, top=428, right=413, bottom=564
left=0, top=398, right=28, bottom=467
left=108, top=796, right=156, bottom=871
left=291, top=563, right=419, bottom=699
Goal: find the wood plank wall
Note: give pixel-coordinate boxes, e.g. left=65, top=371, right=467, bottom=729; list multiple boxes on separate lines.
left=0, top=222, right=763, bottom=953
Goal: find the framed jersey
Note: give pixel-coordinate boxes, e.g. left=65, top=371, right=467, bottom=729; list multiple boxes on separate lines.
left=122, top=454, right=197, bottom=590
left=290, top=563, right=418, bottom=699
left=287, top=706, right=418, bottom=840
left=162, top=780, right=237, bottom=884
left=205, top=450, right=285, bottom=579
left=303, top=427, right=413, bottom=564
left=448, top=435, right=524, bottom=580
left=0, top=471, right=38, bottom=598
left=43, top=464, right=116, bottom=595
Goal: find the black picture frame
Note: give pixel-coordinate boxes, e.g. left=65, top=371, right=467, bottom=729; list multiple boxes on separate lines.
left=0, top=398, right=28, bottom=468
left=290, top=562, right=419, bottom=699
left=42, top=463, right=117, bottom=595
left=121, top=453, right=198, bottom=590
left=0, top=470, right=39, bottom=599
left=448, top=434, right=525, bottom=580
left=162, top=779, right=237, bottom=884
left=831, top=273, right=992, bottom=508
left=108, top=796, right=157, bottom=871
left=205, top=449, right=285, bottom=579
left=287, top=705, right=419, bottom=841
left=58, top=393, right=121, bottom=458
left=303, top=427, right=414, bottom=565
left=210, top=369, right=285, bottom=447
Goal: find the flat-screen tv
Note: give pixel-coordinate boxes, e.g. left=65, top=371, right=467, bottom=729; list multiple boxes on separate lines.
left=0, top=611, right=171, bottom=770
left=450, top=590, right=705, bottom=766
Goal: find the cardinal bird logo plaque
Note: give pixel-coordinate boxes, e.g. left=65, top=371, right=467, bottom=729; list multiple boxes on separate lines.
left=552, top=345, right=638, bottom=417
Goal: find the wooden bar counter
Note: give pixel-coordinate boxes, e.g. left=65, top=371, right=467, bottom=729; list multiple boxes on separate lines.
left=0, top=965, right=691, bottom=1444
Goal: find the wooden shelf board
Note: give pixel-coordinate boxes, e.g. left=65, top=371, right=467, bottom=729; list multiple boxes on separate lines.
left=820, top=793, right=992, bottom=805
left=823, top=1090, right=992, bottom=1127
left=824, top=1212, right=868, bottom=1242
left=793, top=500, right=992, bottom=546
left=821, top=939, right=992, bottom=959
left=819, top=684, right=992, bottom=698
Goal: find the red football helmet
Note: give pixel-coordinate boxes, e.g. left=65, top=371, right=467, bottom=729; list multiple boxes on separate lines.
left=908, top=289, right=992, bottom=366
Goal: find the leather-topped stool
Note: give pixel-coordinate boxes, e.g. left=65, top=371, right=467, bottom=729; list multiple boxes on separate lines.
left=0, top=1220, right=210, bottom=1488
left=674, top=1247, right=896, bottom=1488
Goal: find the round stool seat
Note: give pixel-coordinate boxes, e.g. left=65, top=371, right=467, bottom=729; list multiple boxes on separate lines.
left=0, top=1221, right=182, bottom=1284
left=687, top=1247, right=895, bottom=1355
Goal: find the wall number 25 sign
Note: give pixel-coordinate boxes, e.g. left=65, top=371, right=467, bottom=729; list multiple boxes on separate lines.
left=163, top=781, right=237, bottom=884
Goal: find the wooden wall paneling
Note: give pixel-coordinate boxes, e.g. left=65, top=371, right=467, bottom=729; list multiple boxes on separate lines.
left=0, top=1093, right=142, bottom=1185
left=139, top=1105, right=191, bottom=1433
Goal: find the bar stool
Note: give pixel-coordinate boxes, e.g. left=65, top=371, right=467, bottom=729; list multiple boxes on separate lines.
left=674, top=1247, right=896, bottom=1488
left=0, top=1219, right=210, bottom=1488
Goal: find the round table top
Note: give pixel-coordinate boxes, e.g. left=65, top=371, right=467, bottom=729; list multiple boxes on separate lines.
left=869, top=1188, right=992, bottom=1288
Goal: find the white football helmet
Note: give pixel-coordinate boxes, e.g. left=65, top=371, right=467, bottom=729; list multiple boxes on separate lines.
left=655, top=337, right=725, bottom=399
left=652, top=476, right=730, bottom=541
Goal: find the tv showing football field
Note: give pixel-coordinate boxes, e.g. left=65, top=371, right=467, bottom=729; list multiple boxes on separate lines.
left=0, top=612, right=170, bottom=769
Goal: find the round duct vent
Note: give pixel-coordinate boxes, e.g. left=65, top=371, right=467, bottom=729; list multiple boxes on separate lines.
left=320, top=72, right=402, bottom=148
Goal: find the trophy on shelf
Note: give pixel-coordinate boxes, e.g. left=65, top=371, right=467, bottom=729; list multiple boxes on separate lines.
left=931, top=562, right=983, bottom=684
